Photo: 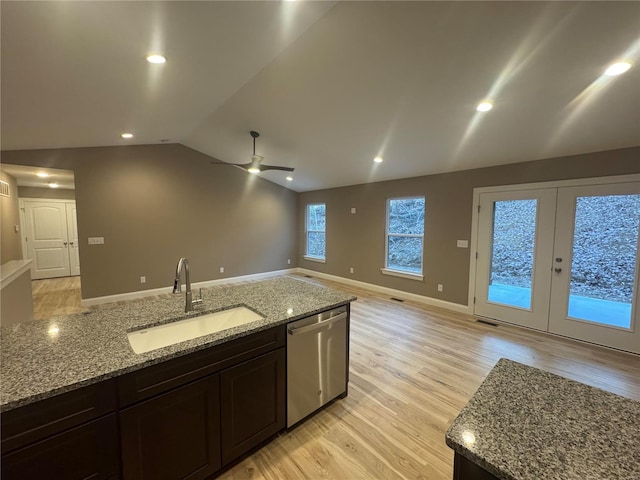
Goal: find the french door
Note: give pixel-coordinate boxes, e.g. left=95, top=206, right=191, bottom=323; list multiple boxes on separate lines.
left=474, top=180, right=640, bottom=354
left=21, top=199, right=80, bottom=279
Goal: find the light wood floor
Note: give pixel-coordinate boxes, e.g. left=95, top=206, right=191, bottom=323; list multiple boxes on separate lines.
left=30, top=275, right=640, bottom=479
left=31, top=276, right=87, bottom=320
left=220, top=275, right=640, bottom=480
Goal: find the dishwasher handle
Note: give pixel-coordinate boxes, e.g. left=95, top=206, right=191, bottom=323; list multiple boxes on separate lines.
left=287, top=312, right=347, bottom=336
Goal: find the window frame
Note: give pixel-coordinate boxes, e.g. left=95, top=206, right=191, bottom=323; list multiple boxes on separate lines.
left=382, top=196, right=425, bottom=280
left=304, top=202, right=326, bottom=263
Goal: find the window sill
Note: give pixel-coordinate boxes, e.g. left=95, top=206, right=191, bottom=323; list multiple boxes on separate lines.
left=380, top=268, right=424, bottom=281
left=304, top=255, right=326, bottom=264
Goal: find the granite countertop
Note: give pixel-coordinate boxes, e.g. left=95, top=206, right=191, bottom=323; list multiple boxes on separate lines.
left=0, top=275, right=356, bottom=412
left=445, top=358, right=640, bottom=480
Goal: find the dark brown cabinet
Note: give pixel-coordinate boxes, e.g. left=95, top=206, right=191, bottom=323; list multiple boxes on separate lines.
left=453, top=452, right=499, bottom=480
left=0, top=319, right=324, bottom=480
left=1, top=380, right=119, bottom=480
left=2, top=414, right=119, bottom=480
left=220, top=348, right=286, bottom=465
left=120, top=375, right=221, bottom=480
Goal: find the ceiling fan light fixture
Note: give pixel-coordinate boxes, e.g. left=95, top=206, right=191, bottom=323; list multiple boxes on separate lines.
left=248, top=167, right=261, bottom=174
left=286, top=176, right=293, bottom=181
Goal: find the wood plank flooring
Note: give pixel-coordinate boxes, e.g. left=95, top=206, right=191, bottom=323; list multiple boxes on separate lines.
left=31, top=276, right=87, bottom=320
left=29, top=274, right=640, bottom=479
left=219, top=275, right=640, bottom=480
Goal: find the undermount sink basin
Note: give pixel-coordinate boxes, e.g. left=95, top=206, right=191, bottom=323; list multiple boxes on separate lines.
left=127, top=306, right=263, bottom=354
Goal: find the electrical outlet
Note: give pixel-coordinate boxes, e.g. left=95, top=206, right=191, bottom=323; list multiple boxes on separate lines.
left=349, top=267, right=354, bottom=274
left=437, top=284, right=443, bottom=292
left=14, top=225, right=19, bottom=233
left=140, top=276, right=146, bottom=284
left=219, top=267, right=224, bottom=273
left=351, top=207, right=356, bottom=214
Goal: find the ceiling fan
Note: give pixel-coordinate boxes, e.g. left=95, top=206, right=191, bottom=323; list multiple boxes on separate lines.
left=221, top=131, right=294, bottom=174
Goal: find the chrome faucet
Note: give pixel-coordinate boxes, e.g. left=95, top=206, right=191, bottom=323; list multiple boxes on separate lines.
left=172, top=257, right=203, bottom=312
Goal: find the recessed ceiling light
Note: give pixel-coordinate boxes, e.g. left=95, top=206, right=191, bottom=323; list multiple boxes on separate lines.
left=286, top=176, right=293, bottom=181
left=49, top=182, right=59, bottom=189
left=121, top=133, right=134, bottom=139
left=146, top=54, right=166, bottom=64
left=36, top=172, right=49, bottom=178
left=605, top=61, right=631, bottom=76
left=476, top=101, right=493, bottom=112
left=374, top=156, right=383, bottom=163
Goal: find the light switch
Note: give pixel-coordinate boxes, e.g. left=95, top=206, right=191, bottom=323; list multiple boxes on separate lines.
left=14, top=225, right=19, bottom=233
left=88, top=237, right=105, bottom=245
left=351, top=207, right=356, bottom=214
left=457, top=240, right=469, bottom=248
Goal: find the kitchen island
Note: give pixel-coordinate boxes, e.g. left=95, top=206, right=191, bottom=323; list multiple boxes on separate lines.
left=1, top=275, right=356, bottom=479
left=445, top=358, right=640, bottom=480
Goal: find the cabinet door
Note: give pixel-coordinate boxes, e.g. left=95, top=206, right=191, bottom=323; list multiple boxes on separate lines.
left=120, top=375, right=221, bottom=480
left=220, top=348, right=285, bottom=466
left=1, top=414, right=119, bottom=480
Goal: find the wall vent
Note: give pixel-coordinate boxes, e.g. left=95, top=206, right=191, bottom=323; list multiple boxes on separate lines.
left=0, top=180, right=9, bottom=197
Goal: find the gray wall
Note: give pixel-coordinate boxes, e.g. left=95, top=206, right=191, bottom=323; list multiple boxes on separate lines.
left=0, top=171, right=23, bottom=264
left=0, top=269, right=34, bottom=325
left=2, top=144, right=297, bottom=299
left=297, top=147, right=640, bottom=306
left=19, top=186, right=76, bottom=200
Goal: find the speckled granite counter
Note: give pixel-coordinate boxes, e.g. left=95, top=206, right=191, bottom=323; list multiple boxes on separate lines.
left=445, top=358, right=640, bottom=480
left=1, top=275, right=355, bottom=412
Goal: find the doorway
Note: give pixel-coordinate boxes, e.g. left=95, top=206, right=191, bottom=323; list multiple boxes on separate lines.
left=472, top=176, right=640, bottom=354
left=21, top=199, right=80, bottom=279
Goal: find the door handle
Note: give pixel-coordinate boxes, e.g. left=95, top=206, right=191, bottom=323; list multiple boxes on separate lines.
left=69, top=241, right=74, bottom=246
left=555, top=257, right=562, bottom=263
left=63, top=242, right=68, bottom=246
left=287, top=312, right=347, bottom=336
left=554, top=267, right=562, bottom=273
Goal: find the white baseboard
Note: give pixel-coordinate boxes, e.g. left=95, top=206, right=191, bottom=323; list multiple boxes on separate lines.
left=295, top=268, right=471, bottom=315
left=81, top=268, right=297, bottom=307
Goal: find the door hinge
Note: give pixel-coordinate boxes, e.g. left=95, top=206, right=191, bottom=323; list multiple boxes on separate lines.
left=475, top=251, right=478, bottom=259
left=473, top=296, right=476, bottom=304
left=477, top=205, right=480, bottom=213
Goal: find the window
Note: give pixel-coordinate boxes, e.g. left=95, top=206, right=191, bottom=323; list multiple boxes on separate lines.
left=305, top=203, right=326, bottom=262
left=383, top=197, right=425, bottom=279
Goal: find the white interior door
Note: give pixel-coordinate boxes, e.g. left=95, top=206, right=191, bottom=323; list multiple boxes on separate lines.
left=66, top=203, right=81, bottom=276
left=22, top=199, right=80, bottom=279
left=548, top=183, right=640, bottom=354
left=474, top=189, right=556, bottom=331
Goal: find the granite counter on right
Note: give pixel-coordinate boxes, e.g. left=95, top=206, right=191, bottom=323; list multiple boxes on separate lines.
left=445, top=358, right=640, bottom=480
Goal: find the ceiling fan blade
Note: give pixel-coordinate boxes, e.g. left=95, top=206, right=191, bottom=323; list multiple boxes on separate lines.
left=210, top=161, right=253, bottom=169
left=260, top=165, right=295, bottom=172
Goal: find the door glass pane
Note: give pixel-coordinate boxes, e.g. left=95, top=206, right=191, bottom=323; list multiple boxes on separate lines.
left=568, top=194, right=640, bottom=329
left=488, top=199, right=537, bottom=309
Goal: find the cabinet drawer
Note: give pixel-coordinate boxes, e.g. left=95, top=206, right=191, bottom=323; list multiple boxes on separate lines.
left=1, top=413, right=119, bottom=480
left=1, top=379, right=117, bottom=453
left=118, top=325, right=285, bottom=407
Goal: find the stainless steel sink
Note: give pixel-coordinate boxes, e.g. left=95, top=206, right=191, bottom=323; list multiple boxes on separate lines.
left=127, top=306, right=263, bottom=354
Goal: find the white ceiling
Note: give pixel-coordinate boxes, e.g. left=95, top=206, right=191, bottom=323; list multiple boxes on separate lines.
left=2, top=1, right=639, bottom=192
left=1, top=164, right=75, bottom=190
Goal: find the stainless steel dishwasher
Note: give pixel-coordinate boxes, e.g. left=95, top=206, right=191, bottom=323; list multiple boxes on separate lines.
left=287, top=305, right=348, bottom=428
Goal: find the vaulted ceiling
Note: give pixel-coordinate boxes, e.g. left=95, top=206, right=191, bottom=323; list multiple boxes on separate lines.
left=2, top=1, right=639, bottom=192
